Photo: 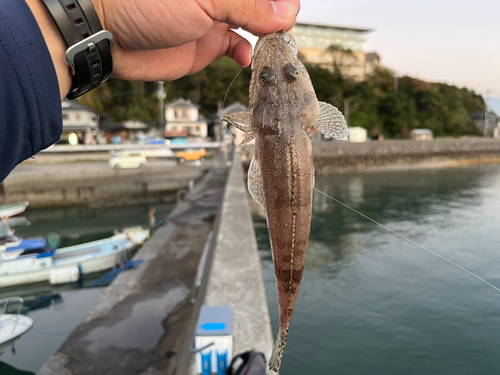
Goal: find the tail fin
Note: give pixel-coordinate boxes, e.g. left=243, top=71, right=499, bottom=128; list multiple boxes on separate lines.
left=268, top=328, right=288, bottom=372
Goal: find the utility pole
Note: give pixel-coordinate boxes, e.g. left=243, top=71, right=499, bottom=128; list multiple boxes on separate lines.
left=156, top=81, right=166, bottom=133
left=393, top=73, right=399, bottom=92
left=344, top=98, right=350, bottom=127
left=483, top=89, right=491, bottom=137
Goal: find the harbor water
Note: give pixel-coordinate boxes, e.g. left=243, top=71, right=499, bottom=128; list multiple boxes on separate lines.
left=0, top=202, right=174, bottom=374
left=254, top=164, right=500, bottom=375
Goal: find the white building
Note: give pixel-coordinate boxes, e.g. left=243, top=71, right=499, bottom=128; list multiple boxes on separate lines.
left=61, top=100, right=100, bottom=144
left=165, top=98, right=208, bottom=138
left=348, top=127, right=367, bottom=143
left=410, top=129, right=433, bottom=141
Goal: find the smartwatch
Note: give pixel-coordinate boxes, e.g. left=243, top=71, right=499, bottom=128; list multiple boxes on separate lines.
left=42, top=0, right=114, bottom=99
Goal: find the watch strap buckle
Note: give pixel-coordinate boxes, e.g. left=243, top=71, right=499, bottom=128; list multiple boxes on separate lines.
left=66, top=30, right=114, bottom=75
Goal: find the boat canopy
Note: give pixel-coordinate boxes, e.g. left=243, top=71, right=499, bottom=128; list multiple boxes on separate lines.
left=7, top=238, right=47, bottom=252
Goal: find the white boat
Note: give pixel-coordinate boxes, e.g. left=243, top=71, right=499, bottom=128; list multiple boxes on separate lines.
left=0, top=227, right=150, bottom=288
left=0, top=202, right=29, bottom=255
left=0, top=297, right=33, bottom=356
left=0, top=202, right=29, bottom=218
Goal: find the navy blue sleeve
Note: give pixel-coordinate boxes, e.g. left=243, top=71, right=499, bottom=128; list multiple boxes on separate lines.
left=0, top=0, right=62, bottom=182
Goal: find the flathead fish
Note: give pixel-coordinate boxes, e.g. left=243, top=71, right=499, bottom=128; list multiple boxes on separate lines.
left=223, top=31, right=348, bottom=371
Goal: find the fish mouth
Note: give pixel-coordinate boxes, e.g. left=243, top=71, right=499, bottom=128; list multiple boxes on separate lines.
left=252, top=31, right=298, bottom=70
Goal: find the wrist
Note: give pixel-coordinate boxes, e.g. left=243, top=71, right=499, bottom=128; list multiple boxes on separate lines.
left=26, top=0, right=72, bottom=100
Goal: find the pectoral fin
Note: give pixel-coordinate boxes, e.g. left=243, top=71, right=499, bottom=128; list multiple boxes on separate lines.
left=238, top=133, right=257, bottom=147
left=314, top=102, right=348, bottom=141
left=222, top=112, right=252, bottom=133
left=248, top=156, right=265, bottom=206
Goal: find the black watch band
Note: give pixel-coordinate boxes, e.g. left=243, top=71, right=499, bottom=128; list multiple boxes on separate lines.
left=42, top=0, right=113, bottom=99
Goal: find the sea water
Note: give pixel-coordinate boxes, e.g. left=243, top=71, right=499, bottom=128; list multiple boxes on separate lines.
left=254, top=164, right=500, bottom=375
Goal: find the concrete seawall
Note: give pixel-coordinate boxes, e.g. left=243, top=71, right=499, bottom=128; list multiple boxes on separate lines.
left=243, top=138, right=500, bottom=173
left=1, top=163, right=210, bottom=208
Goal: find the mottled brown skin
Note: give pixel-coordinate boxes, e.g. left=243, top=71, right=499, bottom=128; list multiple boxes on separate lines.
left=250, top=32, right=320, bottom=370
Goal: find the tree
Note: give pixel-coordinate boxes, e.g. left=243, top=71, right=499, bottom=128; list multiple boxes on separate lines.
left=324, top=44, right=358, bottom=77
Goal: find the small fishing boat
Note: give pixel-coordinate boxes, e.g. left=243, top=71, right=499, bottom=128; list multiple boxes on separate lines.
left=0, top=297, right=33, bottom=356
left=0, top=227, right=149, bottom=288
left=0, top=202, right=30, bottom=254
left=0, top=202, right=150, bottom=288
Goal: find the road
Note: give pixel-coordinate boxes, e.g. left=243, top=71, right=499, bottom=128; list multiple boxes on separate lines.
left=10, top=159, right=214, bottom=175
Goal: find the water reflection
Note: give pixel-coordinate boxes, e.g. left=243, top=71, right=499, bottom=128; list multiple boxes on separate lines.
left=0, top=202, right=174, bottom=373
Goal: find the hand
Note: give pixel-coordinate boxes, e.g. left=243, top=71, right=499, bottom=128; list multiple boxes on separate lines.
left=91, top=0, right=300, bottom=81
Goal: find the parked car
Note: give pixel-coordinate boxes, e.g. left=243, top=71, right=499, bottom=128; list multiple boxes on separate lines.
left=175, top=148, right=206, bottom=163
left=109, top=150, right=147, bottom=169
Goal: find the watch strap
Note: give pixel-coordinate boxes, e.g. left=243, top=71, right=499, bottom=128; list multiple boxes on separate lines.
left=42, top=0, right=113, bottom=99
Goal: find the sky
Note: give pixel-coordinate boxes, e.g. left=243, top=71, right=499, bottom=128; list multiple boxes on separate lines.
left=238, top=0, right=500, bottom=111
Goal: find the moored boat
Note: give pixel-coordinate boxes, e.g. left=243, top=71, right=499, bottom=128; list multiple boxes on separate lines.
left=0, top=227, right=149, bottom=288
left=0, top=297, right=33, bottom=356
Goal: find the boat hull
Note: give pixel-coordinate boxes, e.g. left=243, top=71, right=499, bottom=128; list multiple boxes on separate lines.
left=0, top=314, right=33, bottom=355
left=0, top=229, right=149, bottom=288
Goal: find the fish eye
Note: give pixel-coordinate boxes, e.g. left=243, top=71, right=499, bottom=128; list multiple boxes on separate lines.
left=284, top=63, right=299, bottom=82
left=260, top=66, right=277, bottom=85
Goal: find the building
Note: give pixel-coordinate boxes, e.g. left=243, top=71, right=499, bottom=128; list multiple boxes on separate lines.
left=410, top=129, right=433, bottom=141
left=365, top=52, right=381, bottom=76
left=165, top=98, right=208, bottom=138
left=100, top=119, right=150, bottom=144
left=470, top=111, right=499, bottom=137
left=61, top=100, right=100, bottom=144
left=347, top=127, right=367, bottom=142
left=212, top=101, right=250, bottom=145
left=290, top=22, right=373, bottom=81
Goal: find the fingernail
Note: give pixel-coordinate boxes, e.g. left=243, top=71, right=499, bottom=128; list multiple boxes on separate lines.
left=270, top=1, right=294, bottom=19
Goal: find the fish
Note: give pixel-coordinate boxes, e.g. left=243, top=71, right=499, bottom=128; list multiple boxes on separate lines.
left=222, top=31, right=348, bottom=371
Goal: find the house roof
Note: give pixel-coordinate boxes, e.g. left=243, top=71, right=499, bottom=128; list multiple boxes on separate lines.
left=122, top=120, right=150, bottom=130
left=216, top=102, right=249, bottom=118
left=165, top=98, right=200, bottom=109
left=61, top=100, right=99, bottom=113
left=100, top=123, right=127, bottom=131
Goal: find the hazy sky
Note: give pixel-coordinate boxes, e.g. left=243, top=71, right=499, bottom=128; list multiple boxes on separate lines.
left=240, top=0, right=500, bottom=108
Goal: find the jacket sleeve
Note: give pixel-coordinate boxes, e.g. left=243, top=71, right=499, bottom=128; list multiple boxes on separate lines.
left=0, top=0, right=62, bottom=182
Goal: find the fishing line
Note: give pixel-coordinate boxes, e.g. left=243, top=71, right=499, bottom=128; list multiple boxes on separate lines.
left=219, top=18, right=500, bottom=294
left=221, top=17, right=293, bottom=152
left=234, top=135, right=500, bottom=292
left=313, top=187, right=500, bottom=294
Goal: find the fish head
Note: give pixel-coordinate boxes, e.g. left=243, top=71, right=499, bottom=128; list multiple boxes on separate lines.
left=249, top=32, right=316, bottom=108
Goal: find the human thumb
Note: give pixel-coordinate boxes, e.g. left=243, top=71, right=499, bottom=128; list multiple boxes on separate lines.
left=212, top=0, right=299, bottom=36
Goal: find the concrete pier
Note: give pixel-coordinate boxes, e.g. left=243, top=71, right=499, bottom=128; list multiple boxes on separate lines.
left=38, top=166, right=228, bottom=375
left=37, top=151, right=274, bottom=374
left=177, top=153, right=274, bottom=374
